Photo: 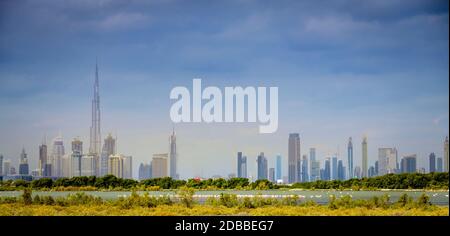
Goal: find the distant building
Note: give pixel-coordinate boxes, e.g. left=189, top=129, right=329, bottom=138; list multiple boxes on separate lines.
left=71, top=152, right=82, bottom=177
left=301, top=155, right=308, bottom=182
left=348, top=137, right=353, bottom=179
left=51, top=136, right=65, bottom=177
left=337, top=160, right=345, bottom=180
left=276, top=155, right=282, bottom=181
left=378, top=148, right=397, bottom=175
left=332, top=156, right=338, bottom=180
left=61, top=154, right=72, bottom=177
left=108, top=154, right=124, bottom=178
left=72, top=138, right=83, bottom=154
left=3, top=159, right=10, bottom=176
left=437, top=157, right=443, bottom=172
left=138, top=163, right=152, bottom=180
left=101, top=134, right=116, bottom=177
left=257, top=152, right=268, bottom=180
left=82, top=154, right=96, bottom=176
left=19, top=148, right=29, bottom=175
left=288, top=133, right=300, bottom=183
left=269, top=168, right=275, bottom=183
left=122, top=155, right=132, bottom=179
left=429, top=152, right=436, bottom=173
left=152, top=154, right=168, bottom=178
left=169, top=129, right=178, bottom=179
left=362, top=136, right=368, bottom=177
left=374, top=161, right=379, bottom=176
left=401, top=154, right=417, bottom=173
left=39, top=143, right=48, bottom=176
left=237, top=152, right=248, bottom=178
left=354, top=166, right=361, bottom=179
left=310, top=160, right=320, bottom=181
left=324, top=158, right=331, bottom=181
left=368, top=166, right=376, bottom=177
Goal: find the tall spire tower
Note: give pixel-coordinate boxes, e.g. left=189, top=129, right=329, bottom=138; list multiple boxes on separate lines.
left=169, top=126, right=177, bottom=179
left=89, top=60, right=101, bottom=156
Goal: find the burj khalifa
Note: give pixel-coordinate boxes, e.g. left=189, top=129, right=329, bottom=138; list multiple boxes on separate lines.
left=89, top=62, right=101, bottom=156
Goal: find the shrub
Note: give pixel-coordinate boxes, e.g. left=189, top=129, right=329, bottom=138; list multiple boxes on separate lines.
left=21, top=189, right=33, bottom=205
left=416, top=193, right=431, bottom=208
left=219, top=193, right=239, bottom=207
left=177, top=187, right=195, bottom=208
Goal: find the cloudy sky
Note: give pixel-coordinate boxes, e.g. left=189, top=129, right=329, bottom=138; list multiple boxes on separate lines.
left=0, top=0, right=448, bottom=179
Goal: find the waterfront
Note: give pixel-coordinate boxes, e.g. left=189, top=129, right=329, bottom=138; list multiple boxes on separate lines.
left=1, top=190, right=448, bottom=205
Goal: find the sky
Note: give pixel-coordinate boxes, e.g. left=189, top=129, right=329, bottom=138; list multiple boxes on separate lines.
left=0, top=0, right=448, bottom=180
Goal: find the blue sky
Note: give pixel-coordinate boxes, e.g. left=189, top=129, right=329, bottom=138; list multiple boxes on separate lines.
left=0, top=0, right=448, bottom=179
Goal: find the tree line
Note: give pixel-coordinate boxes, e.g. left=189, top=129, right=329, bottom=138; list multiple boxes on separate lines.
left=0, top=172, right=448, bottom=190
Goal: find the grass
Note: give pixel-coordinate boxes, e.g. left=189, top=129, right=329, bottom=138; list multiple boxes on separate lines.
left=0, top=189, right=448, bottom=216
left=0, top=204, right=447, bottom=216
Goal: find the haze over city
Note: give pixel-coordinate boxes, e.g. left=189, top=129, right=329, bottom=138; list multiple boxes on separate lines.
left=0, top=0, right=448, bottom=179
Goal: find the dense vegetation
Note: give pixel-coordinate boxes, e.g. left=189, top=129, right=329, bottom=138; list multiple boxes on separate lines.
left=0, top=172, right=448, bottom=191
left=0, top=189, right=447, bottom=216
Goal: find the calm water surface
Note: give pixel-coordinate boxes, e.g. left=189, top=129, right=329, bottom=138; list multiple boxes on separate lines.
left=0, top=190, right=448, bottom=205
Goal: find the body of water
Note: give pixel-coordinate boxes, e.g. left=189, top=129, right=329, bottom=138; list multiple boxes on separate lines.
left=0, top=190, right=448, bottom=205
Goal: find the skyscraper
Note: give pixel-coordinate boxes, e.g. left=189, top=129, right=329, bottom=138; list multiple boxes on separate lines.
left=19, top=148, right=29, bottom=175
left=310, top=160, right=320, bottom=181
left=72, top=138, right=83, bottom=154
left=89, top=61, right=101, bottom=158
left=269, top=168, right=275, bottom=183
left=52, top=136, right=65, bottom=177
left=82, top=154, right=96, bottom=176
left=3, top=160, right=11, bottom=176
left=429, top=152, right=436, bottom=173
left=237, top=152, right=248, bottom=178
left=347, top=137, right=353, bottom=178
left=61, top=154, right=72, bottom=177
left=309, top=148, right=316, bottom=162
left=100, top=134, right=116, bottom=176
left=39, top=143, right=48, bottom=176
left=257, top=152, right=268, bottom=180
left=276, top=155, right=282, bottom=181
left=362, top=136, right=368, bottom=177
left=324, top=158, right=331, bottom=181
left=378, top=148, right=397, bottom=175
left=301, top=155, right=309, bottom=182
left=108, top=154, right=124, bottom=178
left=445, top=136, right=449, bottom=172
left=152, top=154, right=168, bottom=178
left=288, top=133, right=300, bottom=183
left=437, top=157, right=443, bottom=172
left=169, top=128, right=177, bottom=179
left=337, top=160, right=345, bottom=180
left=122, top=155, right=133, bottom=179
left=331, top=156, right=338, bottom=180
left=402, top=154, right=417, bottom=173
left=138, top=163, right=152, bottom=180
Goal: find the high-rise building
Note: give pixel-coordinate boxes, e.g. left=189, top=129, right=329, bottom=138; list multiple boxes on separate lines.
left=152, top=154, right=168, bottom=178
left=429, top=152, right=436, bottom=173
left=72, top=138, right=83, bottom=154
left=3, top=160, right=10, bottom=175
left=378, top=148, right=397, bottom=175
left=19, top=148, right=29, bottom=175
left=108, top=154, right=124, bottom=178
left=138, top=163, right=152, bottom=180
left=276, top=155, right=282, bottom=181
left=368, top=166, right=375, bottom=177
left=122, top=155, right=132, bottom=179
left=241, top=156, right=247, bottom=178
left=337, top=160, right=345, bottom=180
left=0, top=154, right=3, bottom=176
left=100, top=134, right=116, bottom=177
left=61, top=154, right=72, bottom=177
left=51, top=136, right=65, bottom=177
left=310, top=160, right=320, bottom=181
left=257, top=152, right=268, bottom=180
left=237, top=152, right=246, bottom=178
left=169, top=129, right=177, bottom=179
left=71, top=151, right=82, bottom=177
left=444, top=136, right=448, bottom=172
left=89, top=61, right=101, bottom=158
left=374, top=161, right=379, bottom=176
left=309, top=148, right=316, bottom=162
left=288, top=133, right=300, bottom=183
left=401, top=154, right=417, bottom=173
left=301, top=155, right=308, bottom=182
left=331, top=156, right=338, bottom=180
left=324, top=158, right=331, bottom=181
left=362, top=136, right=368, bottom=177
left=347, top=137, right=353, bottom=179
left=354, top=166, right=361, bottom=179
left=269, top=168, right=275, bottom=183
left=437, top=157, right=443, bottom=172
left=82, top=154, right=96, bottom=176
left=39, top=143, right=48, bottom=176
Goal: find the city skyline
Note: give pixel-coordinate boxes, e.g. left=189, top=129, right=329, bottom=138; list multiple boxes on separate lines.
left=0, top=0, right=448, bottom=179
